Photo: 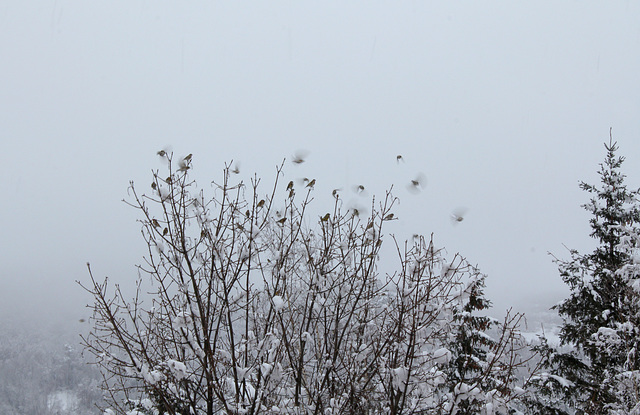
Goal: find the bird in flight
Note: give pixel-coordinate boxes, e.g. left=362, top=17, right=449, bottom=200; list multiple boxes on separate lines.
left=450, top=207, right=468, bottom=224
left=292, top=150, right=309, bottom=164
left=407, top=173, right=426, bottom=194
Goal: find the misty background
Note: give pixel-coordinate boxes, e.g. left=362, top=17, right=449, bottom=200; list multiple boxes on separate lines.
left=1, top=1, right=639, bottom=331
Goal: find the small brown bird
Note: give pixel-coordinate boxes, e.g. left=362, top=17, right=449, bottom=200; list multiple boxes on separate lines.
left=383, top=213, right=395, bottom=221
left=292, top=150, right=309, bottom=164
left=396, top=155, right=404, bottom=163
left=178, top=159, right=190, bottom=172
left=286, top=181, right=294, bottom=191
left=277, top=217, right=287, bottom=225
left=157, top=146, right=172, bottom=158
left=354, top=185, right=365, bottom=194
left=407, top=173, right=427, bottom=194
left=349, top=203, right=366, bottom=217
left=231, top=162, right=240, bottom=174
left=306, top=179, right=316, bottom=188
left=257, top=199, right=265, bottom=208
left=332, top=188, right=342, bottom=199
left=320, top=213, right=330, bottom=222
left=450, top=207, right=468, bottom=224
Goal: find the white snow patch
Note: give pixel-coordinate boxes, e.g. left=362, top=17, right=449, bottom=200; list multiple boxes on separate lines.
left=166, top=359, right=188, bottom=380
left=432, top=347, right=452, bottom=364
left=47, top=390, right=81, bottom=413
left=272, top=295, right=285, bottom=311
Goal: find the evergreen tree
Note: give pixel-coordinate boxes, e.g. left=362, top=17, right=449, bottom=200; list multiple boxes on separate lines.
left=433, top=271, right=532, bottom=414
left=440, top=274, right=498, bottom=414
left=547, top=135, right=640, bottom=413
left=449, top=276, right=496, bottom=414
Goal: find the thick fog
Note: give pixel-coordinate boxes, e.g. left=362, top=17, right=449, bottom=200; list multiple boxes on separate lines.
left=1, top=1, right=639, bottom=327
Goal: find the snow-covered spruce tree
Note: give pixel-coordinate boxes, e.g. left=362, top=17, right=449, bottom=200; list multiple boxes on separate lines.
left=81, top=152, right=541, bottom=415
left=436, top=277, right=533, bottom=414
left=542, top=136, right=640, bottom=414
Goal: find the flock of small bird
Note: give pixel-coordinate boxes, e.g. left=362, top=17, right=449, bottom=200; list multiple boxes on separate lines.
left=284, top=150, right=467, bottom=224
left=159, top=148, right=467, bottom=224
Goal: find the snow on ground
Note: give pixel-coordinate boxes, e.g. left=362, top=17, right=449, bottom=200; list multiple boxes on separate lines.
left=522, top=324, right=562, bottom=347
left=47, top=390, right=81, bottom=414
left=520, top=303, right=564, bottom=347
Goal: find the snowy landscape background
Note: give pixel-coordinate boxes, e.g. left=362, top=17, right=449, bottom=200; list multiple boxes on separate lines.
left=0, top=1, right=639, bottom=413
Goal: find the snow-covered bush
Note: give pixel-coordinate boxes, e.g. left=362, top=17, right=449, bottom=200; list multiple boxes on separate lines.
left=81, top=153, right=541, bottom=414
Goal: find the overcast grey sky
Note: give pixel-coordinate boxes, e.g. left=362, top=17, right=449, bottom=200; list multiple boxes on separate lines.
left=1, top=1, right=639, bottom=322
